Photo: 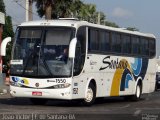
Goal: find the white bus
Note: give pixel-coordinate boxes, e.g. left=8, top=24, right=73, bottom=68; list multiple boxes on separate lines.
left=8, top=19, right=156, bottom=105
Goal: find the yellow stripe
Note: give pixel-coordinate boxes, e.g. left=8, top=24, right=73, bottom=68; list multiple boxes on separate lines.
left=110, top=59, right=132, bottom=96
left=110, top=69, right=124, bottom=96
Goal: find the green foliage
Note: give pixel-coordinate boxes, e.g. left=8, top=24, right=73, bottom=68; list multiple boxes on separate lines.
left=126, top=27, right=139, bottom=31
left=34, top=0, right=54, bottom=19
left=2, top=16, right=14, bottom=39
left=33, top=0, right=119, bottom=28
left=78, top=4, right=97, bottom=22
left=105, top=21, right=119, bottom=28
left=0, top=0, right=5, bottom=13
left=2, top=16, right=14, bottom=65
left=0, top=0, right=14, bottom=66
left=34, top=0, right=83, bottom=19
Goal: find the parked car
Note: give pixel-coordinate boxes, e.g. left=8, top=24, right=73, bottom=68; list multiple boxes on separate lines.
left=155, top=72, right=160, bottom=91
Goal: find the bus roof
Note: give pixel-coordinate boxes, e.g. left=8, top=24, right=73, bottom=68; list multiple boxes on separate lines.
left=19, top=19, right=156, bottom=39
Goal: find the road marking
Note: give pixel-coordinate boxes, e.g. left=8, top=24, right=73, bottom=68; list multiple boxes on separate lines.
left=133, top=109, right=141, bottom=116
left=107, top=104, right=130, bottom=110
left=136, top=108, right=160, bottom=110
left=103, top=104, right=130, bottom=109
left=116, top=104, right=131, bottom=109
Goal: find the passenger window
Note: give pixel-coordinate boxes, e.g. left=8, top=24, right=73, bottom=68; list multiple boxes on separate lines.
left=99, top=31, right=110, bottom=52
left=111, top=33, right=121, bottom=53
left=89, top=29, right=99, bottom=51
left=149, top=39, right=156, bottom=57
left=122, top=35, right=131, bottom=54
left=141, top=38, right=149, bottom=56
left=132, top=36, right=140, bottom=55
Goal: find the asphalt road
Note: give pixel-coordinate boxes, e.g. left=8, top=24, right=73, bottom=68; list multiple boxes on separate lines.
left=0, top=90, right=160, bottom=120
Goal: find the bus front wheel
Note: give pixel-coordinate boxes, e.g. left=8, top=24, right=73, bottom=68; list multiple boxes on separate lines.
left=81, top=83, right=96, bottom=106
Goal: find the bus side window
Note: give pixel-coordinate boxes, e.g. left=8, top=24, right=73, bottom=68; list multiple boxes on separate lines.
left=149, top=39, right=156, bottom=58
left=88, top=28, right=99, bottom=51
left=132, top=36, right=140, bottom=55
left=122, top=34, right=131, bottom=54
left=141, top=38, right=149, bottom=56
left=111, top=32, right=121, bottom=53
left=99, top=31, right=110, bottom=52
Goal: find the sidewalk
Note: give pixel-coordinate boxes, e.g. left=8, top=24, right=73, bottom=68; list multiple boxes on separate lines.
left=0, top=73, right=9, bottom=95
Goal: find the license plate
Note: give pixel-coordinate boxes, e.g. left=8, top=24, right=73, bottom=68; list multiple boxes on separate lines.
left=32, top=92, right=42, bottom=96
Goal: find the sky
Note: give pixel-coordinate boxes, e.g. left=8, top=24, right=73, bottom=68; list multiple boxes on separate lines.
left=3, top=0, right=160, bottom=57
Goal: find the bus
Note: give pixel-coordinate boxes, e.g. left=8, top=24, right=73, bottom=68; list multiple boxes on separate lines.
left=8, top=19, right=156, bottom=105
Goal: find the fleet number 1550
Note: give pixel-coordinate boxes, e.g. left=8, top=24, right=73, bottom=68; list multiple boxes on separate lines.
left=56, top=79, right=66, bottom=83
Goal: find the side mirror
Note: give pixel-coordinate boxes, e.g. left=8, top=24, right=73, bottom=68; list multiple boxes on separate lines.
left=69, top=38, right=77, bottom=58
left=1, top=37, right=11, bottom=56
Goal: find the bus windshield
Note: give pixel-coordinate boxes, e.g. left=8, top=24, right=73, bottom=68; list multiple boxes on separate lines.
left=11, top=27, right=75, bottom=78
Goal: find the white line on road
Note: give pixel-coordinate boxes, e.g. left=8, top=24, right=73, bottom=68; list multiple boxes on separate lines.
left=136, top=108, right=160, bottom=110
left=133, top=109, right=141, bottom=116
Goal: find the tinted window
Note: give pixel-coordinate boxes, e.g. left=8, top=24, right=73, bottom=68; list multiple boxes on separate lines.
left=87, top=27, right=155, bottom=58
left=132, top=36, right=140, bottom=54
left=99, top=31, right=110, bottom=52
left=89, top=29, right=99, bottom=51
left=111, top=33, right=121, bottom=53
left=149, top=39, right=156, bottom=57
left=122, top=35, right=131, bottom=54
left=141, top=38, right=149, bottom=56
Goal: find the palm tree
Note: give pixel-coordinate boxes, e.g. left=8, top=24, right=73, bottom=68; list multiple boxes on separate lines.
left=69, top=0, right=84, bottom=18
left=78, top=4, right=97, bottom=23
left=54, top=0, right=73, bottom=18
left=33, top=0, right=83, bottom=19
left=34, top=0, right=54, bottom=19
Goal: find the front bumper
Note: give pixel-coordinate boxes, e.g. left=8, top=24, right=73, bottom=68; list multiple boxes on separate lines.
left=10, top=85, right=72, bottom=100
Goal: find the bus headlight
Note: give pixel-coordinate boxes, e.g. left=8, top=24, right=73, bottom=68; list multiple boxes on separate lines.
left=53, top=83, right=71, bottom=89
left=10, top=81, right=21, bottom=87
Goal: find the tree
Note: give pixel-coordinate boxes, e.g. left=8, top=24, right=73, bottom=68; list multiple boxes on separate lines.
left=126, top=27, right=139, bottom=31
left=0, top=0, right=5, bottom=13
left=2, top=16, right=14, bottom=66
left=78, top=4, right=97, bottom=23
left=0, top=0, right=14, bottom=67
left=105, top=21, right=119, bottom=28
left=33, top=0, right=120, bottom=28
left=34, top=0, right=55, bottom=19
left=34, top=0, right=83, bottom=19
left=54, top=0, right=83, bottom=18
left=53, top=0, right=73, bottom=18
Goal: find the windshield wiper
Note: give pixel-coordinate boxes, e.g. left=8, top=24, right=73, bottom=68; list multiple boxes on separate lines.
left=22, top=50, right=35, bottom=75
left=39, top=47, right=54, bottom=77
left=40, top=58, right=54, bottom=77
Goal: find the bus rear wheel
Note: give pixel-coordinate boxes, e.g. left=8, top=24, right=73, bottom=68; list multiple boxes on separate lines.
left=131, top=83, right=142, bottom=101
left=30, top=98, right=48, bottom=105
left=81, top=83, right=96, bottom=106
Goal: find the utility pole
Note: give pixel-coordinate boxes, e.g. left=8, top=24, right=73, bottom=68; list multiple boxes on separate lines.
left=97, top=12, right=101, bottom=25
left=26, top=0, right=33, bottom=21
left=29, top=0, right=33, bottom=21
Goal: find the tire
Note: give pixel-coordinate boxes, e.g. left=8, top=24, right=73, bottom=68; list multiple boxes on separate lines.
left=81, top=83, right=96, bottom=106
left=155, top=84, right=158, bottom=91
left=30, top=98, right=48, bottom=105
left=131, top=83, right=142, bottom=101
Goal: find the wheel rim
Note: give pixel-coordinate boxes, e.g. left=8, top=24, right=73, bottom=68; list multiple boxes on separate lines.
left=85, top=87, right=93, bottom=103
left=136, top=85, right=141, bottom=98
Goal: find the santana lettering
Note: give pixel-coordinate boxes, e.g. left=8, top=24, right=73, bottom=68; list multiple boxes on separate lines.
left=99, top=56, right=128, bottom=71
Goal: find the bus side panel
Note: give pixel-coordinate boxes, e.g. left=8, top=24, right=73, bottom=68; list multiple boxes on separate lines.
left=142, top=59, right=156, bottom=93
left=72, top=54, right=156, bottom=99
